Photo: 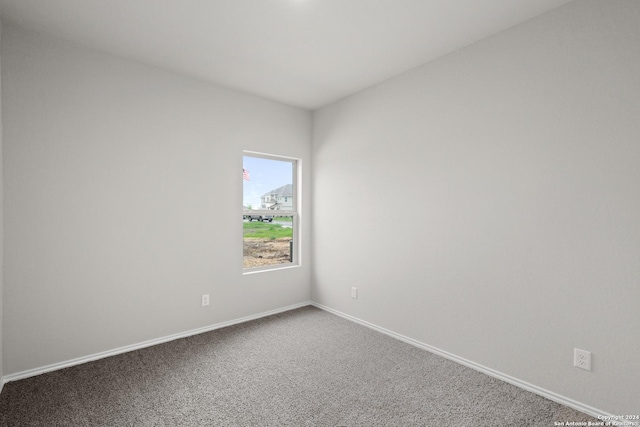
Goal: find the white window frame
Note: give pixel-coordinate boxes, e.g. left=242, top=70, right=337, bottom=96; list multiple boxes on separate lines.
left=242, top=150, right=300, bottom=274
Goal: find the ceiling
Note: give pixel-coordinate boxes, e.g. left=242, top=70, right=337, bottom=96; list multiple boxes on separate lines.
left=0, top=0, right=575, bottom=110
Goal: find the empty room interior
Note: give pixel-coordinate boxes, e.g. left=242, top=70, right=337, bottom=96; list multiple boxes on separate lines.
left=0, top=0, right=638, bottom=424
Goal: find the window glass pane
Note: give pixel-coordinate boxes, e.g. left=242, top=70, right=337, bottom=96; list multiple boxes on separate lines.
left=242, top=156, right=293, bottom=212
left=242, top=154, right=296, bottom=270
left=243, top=215, right=294, bottom=268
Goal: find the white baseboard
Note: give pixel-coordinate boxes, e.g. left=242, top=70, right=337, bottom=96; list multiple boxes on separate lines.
left=311, top=302, right=615, bottom=422
left=2, top=301, right=313, bottom=384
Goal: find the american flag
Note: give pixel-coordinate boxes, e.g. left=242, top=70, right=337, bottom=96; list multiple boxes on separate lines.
left=243, top=168, right=250, bottom=181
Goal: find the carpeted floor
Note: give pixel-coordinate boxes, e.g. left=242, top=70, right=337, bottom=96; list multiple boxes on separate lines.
left=0, top=306, right=596, bottom=426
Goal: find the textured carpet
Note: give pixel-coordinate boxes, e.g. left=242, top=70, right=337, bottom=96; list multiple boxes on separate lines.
left=0, top=306, right=596, bottom=426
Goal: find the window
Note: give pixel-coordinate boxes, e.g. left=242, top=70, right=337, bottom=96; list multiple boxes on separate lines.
left=242, top=152, right=299, bottom=272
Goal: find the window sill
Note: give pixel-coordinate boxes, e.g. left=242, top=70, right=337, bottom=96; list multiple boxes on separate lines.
left=243, top=264, right=301, bottom=275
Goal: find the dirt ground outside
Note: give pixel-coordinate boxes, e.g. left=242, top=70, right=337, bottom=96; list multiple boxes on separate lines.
left=243, top=238, right=292, bottom=268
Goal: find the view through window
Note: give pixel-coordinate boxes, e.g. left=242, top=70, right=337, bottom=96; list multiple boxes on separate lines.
left=242, top=153, right=298, bottom=271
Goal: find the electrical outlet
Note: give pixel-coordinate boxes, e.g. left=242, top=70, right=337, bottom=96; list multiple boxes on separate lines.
left=351, top=287, right=358, bottom=299
left=201, top=294, right=210, bottom=307
left=574, top=348, right=591, bottom=371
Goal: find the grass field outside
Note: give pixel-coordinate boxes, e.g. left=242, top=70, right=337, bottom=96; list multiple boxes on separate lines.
left=243, top=221, right=293, bottom=239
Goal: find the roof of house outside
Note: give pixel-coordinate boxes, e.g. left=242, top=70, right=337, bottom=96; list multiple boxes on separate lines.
left=262, top=184, right=293, bottom=197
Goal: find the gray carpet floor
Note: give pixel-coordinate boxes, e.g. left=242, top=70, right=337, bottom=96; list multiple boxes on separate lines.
left=0, top=306, right=596, bottom=426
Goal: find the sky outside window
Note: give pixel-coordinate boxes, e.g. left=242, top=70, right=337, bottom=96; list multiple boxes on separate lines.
left=243, top=156, right=293, bottom=209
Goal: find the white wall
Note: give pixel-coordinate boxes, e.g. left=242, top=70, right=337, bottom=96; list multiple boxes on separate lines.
left=312, top=0, right=639, bottom=415
left=0, top=19, right=4, bottom=391
left=2, top=25, right=311, bottom=376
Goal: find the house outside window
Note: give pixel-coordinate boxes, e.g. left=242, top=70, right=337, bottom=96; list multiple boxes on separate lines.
left=261, top=184, right=293, bottom=211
